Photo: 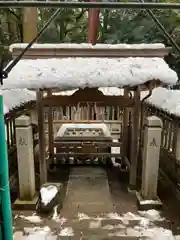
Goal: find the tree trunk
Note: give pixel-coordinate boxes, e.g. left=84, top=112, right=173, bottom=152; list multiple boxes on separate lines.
left=23, top=8, right=37, bottom=42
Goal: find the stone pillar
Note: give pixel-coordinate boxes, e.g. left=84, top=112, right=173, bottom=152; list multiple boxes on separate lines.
left=137, top=116, right=162, bottom=210
left=15, top=115, right=36, bottom=201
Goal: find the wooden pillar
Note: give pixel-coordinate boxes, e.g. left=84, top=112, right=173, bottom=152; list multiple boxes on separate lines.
left=23, top=7, right=37, bottom=42
left=47, top=90, right=54, bottom=160
left=122, top=88, right=129, bottom=157
left=173, top=127, right=180, bottom=161
left=36, top=90, right=47, bottom=185
left=129, top=87, right=141, bottom=190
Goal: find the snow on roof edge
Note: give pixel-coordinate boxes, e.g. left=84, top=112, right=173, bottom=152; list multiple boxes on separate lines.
left=146, top=87, right=180, bottom=117
left=1, top=89, right=36, bottom=115
left=2, top=57, right=177, bottom=90
left=9, top=43, right=166, bottom=52
left=2, top=86, right=180, bottom=119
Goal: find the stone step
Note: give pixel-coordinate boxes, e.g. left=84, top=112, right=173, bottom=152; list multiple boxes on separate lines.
left=13, top=231, right=142, bottom=240
left=15, top=230, right=178, bottom=240
left=14, top=226, right=179, bottom=240
left=58, top=235, right=141, bottom=240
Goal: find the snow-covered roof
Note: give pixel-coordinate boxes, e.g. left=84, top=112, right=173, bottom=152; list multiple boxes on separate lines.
left=0, top=89, right=36, bottom=115
left=9, top=43, right=166, bottom=52
left=146, top=87, right=180, bottom=117
left=2, top=57, right=177, bottom=90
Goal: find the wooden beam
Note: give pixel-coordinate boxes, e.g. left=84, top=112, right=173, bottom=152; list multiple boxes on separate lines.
left=54, top=141, right=122, bottom=147
left=45, top=119, right=122, bottom=124
left=129, top=86, right=141, bottom=190
left=56, top=152, right=121, bottom=157
left=11, top=46, right=172, bottom=59
left=47, top=90, right=54, bottom=161
left=42, top=95, right=134, bottom=107
left=36, top=90, right=47, bottom=185
left=55, top=136, right=112, bottom=141
left=122, top=88, right=129, bottom=157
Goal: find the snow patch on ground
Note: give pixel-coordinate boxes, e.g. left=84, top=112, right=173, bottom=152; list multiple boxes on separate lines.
left=13, top=210, right=176, bottom=239
left=76, top=211, right=175, bottom=239
left=59, top=227, right=74, bottom=236
left=139, top=209, right=165, bottom=222
left=78, top=212, right=90, bottom=220
left=24, top=226, right=51, bottom=235
left=52, top=206, right=67, bottom=225
left=13, top=226, right=57, bottom=240
left=89, top=220, right=101, bottom=229
left=19, top=213, right=42, bottom=223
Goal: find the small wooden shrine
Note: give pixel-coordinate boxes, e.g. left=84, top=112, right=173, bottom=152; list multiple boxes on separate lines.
left=3, top=43, right=177, bottom=189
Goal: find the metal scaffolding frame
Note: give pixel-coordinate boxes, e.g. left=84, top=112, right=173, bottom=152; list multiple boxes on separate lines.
left=138, top=0, right=180, bottom=54
left=0, top=1, right=180, bottom=9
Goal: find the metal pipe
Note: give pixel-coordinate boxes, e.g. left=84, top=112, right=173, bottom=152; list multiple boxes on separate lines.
left=0, top=95, right=13, bottom=240
left=141, top=86, right=153, bottom=104
left=0, top=2, right=180, bottom=10
left=138, top=0, right=180, bottom=54
left=138, top=83, right=153, bottom=171
left=88, top=0, right=100, bottom=45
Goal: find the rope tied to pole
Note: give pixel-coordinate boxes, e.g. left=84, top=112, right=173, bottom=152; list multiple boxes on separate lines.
left=0, top=182, right=10, bottom=192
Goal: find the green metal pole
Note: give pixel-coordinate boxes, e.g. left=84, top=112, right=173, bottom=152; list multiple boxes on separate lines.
left=0, top=95, right=13, bottom=240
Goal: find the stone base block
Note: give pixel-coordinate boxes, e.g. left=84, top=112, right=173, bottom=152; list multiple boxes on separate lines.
left=136, top=191, right=162, bottom=211
left=13, top=194, right=39, bottom=211
left=37, top=182, right=63, bottom=214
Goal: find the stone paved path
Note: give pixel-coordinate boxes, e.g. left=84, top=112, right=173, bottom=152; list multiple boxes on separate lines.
left=13, top=167, right=180, bottom=239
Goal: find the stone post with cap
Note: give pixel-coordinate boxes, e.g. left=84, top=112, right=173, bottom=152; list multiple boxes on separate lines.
left=136, top=115, right=163, bottom=210
left=14, top=115, right=38, bottom=209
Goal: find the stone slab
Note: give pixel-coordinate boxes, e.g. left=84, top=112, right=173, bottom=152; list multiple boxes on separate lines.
left=13, top=194, right=39, bottom=211
left=60, top=167, right=114, bottom=218
left=136, top=191, right=162, bottom=211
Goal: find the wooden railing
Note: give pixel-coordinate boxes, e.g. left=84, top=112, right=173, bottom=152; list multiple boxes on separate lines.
left=4, top=102, right=36, bottom=191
